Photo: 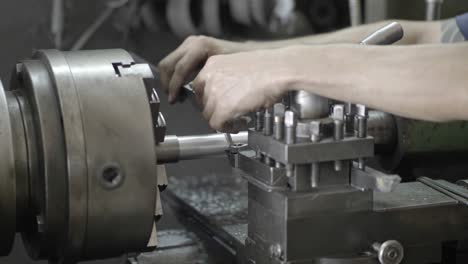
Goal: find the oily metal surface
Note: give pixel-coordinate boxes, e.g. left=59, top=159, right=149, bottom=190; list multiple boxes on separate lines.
left=61, top=49, right=157, bottom=258
left=166, top=158, right=248, bottom=250
left=19, top=60, right=68, bottom=258
left=374, top=182, right=456, bottom=211
left=34, top=50, right=87, bottom=261
left=0, top=80, right=16, bottom=256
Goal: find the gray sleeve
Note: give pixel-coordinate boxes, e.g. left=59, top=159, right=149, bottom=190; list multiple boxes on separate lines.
left=441, top=18, right=465, bottom=43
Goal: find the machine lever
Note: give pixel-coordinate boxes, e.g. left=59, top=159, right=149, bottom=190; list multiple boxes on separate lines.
left=361, top=22, right=404, bottom=46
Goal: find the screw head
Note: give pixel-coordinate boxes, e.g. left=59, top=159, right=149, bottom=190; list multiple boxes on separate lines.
left=356, top=104, right=368, bottom=117
left=378, top=240, right=404, bottom=264
left=310, top=120, right=322, bottom=142
left=332, top=104, right=345, bottom=121
left=274, top=103, right=286, bottom=116
left=284, top=111, right=296, bottom=127
left=36, top=215, right=44, bottom=233
left=269, top=244, right=282, bottom=259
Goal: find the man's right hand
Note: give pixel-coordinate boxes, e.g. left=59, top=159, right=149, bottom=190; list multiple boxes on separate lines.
left=158, top=36, right=247, bottom=103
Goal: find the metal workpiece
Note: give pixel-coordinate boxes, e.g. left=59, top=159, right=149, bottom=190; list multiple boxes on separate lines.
left=361, top=22, right=404, bottom=46
left=0, top=49, right=162, bottom=262
left=156, top=132, right=248, bottom=163
left=426, top=0, right=444, bottom=21
left=292, top=91, right=330, bottom=119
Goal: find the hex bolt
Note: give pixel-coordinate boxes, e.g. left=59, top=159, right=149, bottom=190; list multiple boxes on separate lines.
left=310, top=120, right=321, bottom=188
left=284, top=110, right=297, bottom=144
left=285, top=164, right=294, bottom=178
left=355, top=104, right=368, bottom=138
left=355, top=104, right=369, bottom=170
left=310, top=120, right=322, bottom=143
left=284, top=110, right=297, bottom=177
left=372, top=240, right=404, bottom=264
left=334, top=160, right=343, bottom=172
left=274, top=115, right=284, bottom=141
left=263, top=108, right=276, bottom=166
left=332, top=105, right=345, bottom=171
left=264, top=107, right=273, bottom=136
left=273, top=108, right=284, bottom=170
left=358, top=158, right=366, bottom=170
left=275, top=161, right=283, bottom=169
left=357, top=115, right=368, bottom=138
left=345, top=103, right=355, bottom=134
left=269, top=244, right=283, bottom=259
left=264, top=156, right=274, bottom=167
left=273, top=104, right=285, bottom=141
left=255, top=110, right=264, bottom=132
left=36, top=215, right=44, bottom=233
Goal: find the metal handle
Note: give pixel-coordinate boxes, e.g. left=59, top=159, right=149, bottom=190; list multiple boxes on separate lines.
left=361, top=22, right=404, bottom=45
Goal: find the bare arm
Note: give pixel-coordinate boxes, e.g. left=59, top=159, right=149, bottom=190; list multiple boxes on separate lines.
left=247, top=20, right=443, bottom=46
left=159, top=19, right=446, bottom=102
left=193, top=43, right=468, bottom=131
left=285, top=43, right=468, bottom=122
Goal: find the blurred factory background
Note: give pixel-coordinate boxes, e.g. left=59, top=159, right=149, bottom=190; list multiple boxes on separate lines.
left=2, top=0, right=468, bottom=88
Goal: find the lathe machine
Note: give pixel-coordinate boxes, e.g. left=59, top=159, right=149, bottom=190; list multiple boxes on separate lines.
left=1, top=23, right=468, bottom=264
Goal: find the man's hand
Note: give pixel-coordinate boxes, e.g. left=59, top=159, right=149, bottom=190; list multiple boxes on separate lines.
left=158, top=36, right=248, bottom=103
left=193, top=49, right=293, bottom=132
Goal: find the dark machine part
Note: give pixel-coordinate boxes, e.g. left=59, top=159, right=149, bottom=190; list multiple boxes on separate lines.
left=297, top=0, right=351, bottom=33
left=0, top=49, right=163, bottom=263
left=426, top=0, right=444, bottom=21
left=366, top=112, right=468, bottom=176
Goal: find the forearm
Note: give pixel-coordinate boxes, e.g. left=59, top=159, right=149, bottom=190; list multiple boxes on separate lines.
left=243, top=20, right=442, bottom=50
left=282, top=44, right=468, bottom=122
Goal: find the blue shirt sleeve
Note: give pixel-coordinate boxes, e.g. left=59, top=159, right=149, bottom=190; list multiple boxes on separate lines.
left=456, top=13, right=468, bottom=40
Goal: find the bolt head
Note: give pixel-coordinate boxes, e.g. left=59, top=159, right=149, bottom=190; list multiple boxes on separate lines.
left=284, top=111, right=296, bottom=127
left=332, top=105, right=345, bottom=121
left=310, top=120, right=321, bottom=135
left=356, top=104, right=368, bottom=117
left=274, top=103, right=286, bottom=117
left=378, top=240, right=404, bottom=264
left=269, top=244, right=282, bottom=258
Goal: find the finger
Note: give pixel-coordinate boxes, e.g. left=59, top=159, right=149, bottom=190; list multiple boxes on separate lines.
left=168, top=50, right=207, bottom=103
left=209, top=106, right=232, bottom=132
left=158, top=43, right=187, bottom=93
left=192, top=71, right=206, bottom=106
left=202, top=93, right=217, bottom=122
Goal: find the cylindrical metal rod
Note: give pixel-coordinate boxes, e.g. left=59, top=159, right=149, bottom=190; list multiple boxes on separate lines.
left=348, top=0, right=362, bottom=26
left=361, top=22, right=404, bottom=46
left=426, top=0, right=444, bottom=21
left=156, top=132, right=248, bottom=163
